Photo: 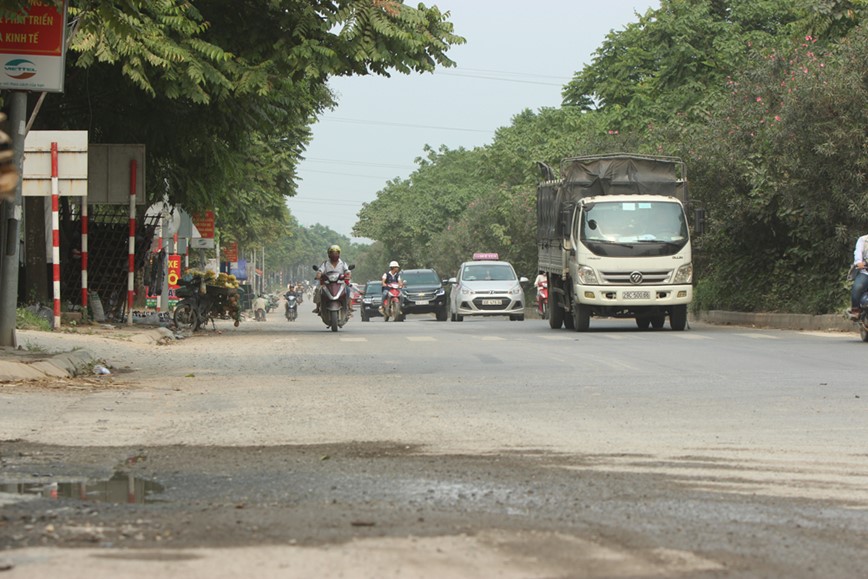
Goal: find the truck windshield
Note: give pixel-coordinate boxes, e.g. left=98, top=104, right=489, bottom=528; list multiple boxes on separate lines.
left=580, top=201, right=688, bottom=256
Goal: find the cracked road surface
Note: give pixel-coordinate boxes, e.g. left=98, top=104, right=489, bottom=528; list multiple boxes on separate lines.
left=1, top=316, right=867, bottom=577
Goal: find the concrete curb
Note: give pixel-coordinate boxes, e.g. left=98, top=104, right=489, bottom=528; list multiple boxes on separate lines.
left=525, top=306, right=856, bottom=333
left=0, top=328, right=173, bottom=382
left=694, top=310, right=853, bottom=332
left=0, top=349, right=98, bottom=381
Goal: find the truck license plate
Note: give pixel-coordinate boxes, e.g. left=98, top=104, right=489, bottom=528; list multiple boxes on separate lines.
left=623, top=291, right=650, bottom=299
left=415, top=300, right=429, bottom=306
left=482, top=299, right=502, bottom=305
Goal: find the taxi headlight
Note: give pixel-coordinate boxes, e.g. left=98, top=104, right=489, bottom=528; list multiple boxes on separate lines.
left=577, top=265, right=599, bottom=285
left=673, top=263, right=693, bottom=284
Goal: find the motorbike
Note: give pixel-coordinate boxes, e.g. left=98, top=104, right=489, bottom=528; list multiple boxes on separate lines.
left=173, top=274, right=240, bottom=331
left=312, top=264, right=355, bottom=332
left=266, top=294, right=280, bottom=313
left=536, top=280, right=549, bottom=320
left=284, top=292, right=298, bottom=322
left=382, top=281, right=404, bottom=322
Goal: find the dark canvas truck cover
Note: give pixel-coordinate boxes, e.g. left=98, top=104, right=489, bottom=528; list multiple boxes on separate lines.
left=537, top=154, right=686, bottom=244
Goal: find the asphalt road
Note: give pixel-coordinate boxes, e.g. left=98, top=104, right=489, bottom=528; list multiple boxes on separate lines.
left=1, top=310, right=866, bottom=578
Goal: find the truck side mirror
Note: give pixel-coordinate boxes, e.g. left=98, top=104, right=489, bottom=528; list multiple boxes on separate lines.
left=694, top=207, right=706, bottom=235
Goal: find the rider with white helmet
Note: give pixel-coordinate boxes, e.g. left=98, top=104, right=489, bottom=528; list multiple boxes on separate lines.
left=380, top=260, right=404, bottom=315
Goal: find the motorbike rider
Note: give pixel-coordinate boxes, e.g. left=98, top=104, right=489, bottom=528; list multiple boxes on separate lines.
left=313, top=244, right=352, bottom=315
left=849, top=233, right=868, bottom=320
left=252, top=294, right=268, bottom=322
left=534, top=271, right=547, bottom=301
left=379, top=261, right=404, bottom=315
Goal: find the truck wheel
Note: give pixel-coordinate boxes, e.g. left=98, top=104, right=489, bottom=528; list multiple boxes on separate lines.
left=549, top=301, right=564, bottom=329
left=670, top=305, right=687, bottom=331
left=636, top=317, right=650, bottom=330
left=651, top=315, right=665, bottom=329
left=573, top=303, right=590, bottom=332
left=436, top=306, right=448, bottom=322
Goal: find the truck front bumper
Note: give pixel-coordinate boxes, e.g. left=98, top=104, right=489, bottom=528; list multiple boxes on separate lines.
left=575, top=284, right=692, bottom=307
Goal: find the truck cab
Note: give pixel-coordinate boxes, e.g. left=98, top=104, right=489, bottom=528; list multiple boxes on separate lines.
left=538, top=154, right=692, bottom=331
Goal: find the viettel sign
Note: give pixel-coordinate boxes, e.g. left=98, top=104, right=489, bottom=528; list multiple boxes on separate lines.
left=0, top=1, right=68, bottom=92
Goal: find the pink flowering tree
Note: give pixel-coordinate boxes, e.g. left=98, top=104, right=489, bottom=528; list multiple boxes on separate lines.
left=686, top=23, right=868, bottom=313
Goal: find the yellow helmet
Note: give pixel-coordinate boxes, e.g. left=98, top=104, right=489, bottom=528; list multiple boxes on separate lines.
left=328, top=244, right=341, bottom=254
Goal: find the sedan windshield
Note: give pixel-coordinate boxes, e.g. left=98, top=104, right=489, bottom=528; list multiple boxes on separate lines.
left=461, top=264, right=516, bottom=282
left=403, top=271, right=440, bottom=285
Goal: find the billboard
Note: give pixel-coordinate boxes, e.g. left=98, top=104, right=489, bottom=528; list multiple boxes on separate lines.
left=0, top=1, right=68, bottom=92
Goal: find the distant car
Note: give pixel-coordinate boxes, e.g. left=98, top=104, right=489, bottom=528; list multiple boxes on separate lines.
left=400, top=268, right=448, bottom=321
left=360, top=280, right=384, bottom=322
left=448, top=260, right=528, bottom=321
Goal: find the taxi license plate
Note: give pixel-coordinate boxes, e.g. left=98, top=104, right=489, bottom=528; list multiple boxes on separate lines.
left=482, top=299, right=502, bottom=305
left=415, top=300, right=429, bottom=306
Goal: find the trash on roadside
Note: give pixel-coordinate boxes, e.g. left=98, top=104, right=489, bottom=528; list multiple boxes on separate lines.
left=93, top=364, right=111, bottom=376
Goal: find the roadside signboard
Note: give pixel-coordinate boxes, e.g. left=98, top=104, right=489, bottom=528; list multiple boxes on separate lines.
left=0, top=1, right=68, bottom=92
left=223, top=241, right=238, bottom=262
left=192, top=211, right=215, bottom=238
left=22, top=130, right=87, bottom=196
left=145, top=254, right=180, bottom=308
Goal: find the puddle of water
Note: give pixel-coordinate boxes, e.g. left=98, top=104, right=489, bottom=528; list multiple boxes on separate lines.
left=0, top=472, right=164, bottom=504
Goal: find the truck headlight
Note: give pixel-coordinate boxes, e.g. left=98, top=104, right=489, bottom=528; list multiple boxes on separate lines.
left=673, top=263, right=693, bottom=284
left=577, top=265, right=599, bottom=285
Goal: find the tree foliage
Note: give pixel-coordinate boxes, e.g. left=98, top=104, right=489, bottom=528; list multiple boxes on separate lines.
left=350, top=0, right=867, bottom=314
left=686, top=21, right=868, bottom=313
left=4, top=0, right=463, bottom=248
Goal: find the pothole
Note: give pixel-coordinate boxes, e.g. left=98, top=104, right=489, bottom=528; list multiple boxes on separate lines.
left=0, top=471, right=164, bottom=504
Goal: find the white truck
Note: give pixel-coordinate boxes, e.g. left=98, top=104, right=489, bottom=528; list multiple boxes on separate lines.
left=537, top=154, right=693, bottom=331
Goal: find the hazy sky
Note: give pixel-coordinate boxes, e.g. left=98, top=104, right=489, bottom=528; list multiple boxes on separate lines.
left=289, top=0, right=659, bottom=241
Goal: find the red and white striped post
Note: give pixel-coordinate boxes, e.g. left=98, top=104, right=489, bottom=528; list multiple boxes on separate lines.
left=51, top=142, right=61, bottom=330
left=81, top=199, right=88, bottom=313
left=127, top=159, right=137, bottom=325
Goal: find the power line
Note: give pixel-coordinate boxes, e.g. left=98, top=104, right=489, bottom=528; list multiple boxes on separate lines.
left=301, top=168, right=400, bottom=180
left=443, top=67, right=569, bottom=82
left=326, top=116, right=493, bottom=134
left=288, top=197, right=368, bottom=208
left=435, top=70, right=565, bottom=87
left=302, top=157, right=412, bottom=170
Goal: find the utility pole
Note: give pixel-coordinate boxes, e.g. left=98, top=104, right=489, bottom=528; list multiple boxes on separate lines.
left=0, top=92, right=27, bottom=347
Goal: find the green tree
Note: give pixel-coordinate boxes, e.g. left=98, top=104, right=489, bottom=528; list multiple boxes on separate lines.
left=561, top=0, right=812, bottom=130
left=9, top=0, right=464, bottom=245
left=686, top=21, right=868, bottom=313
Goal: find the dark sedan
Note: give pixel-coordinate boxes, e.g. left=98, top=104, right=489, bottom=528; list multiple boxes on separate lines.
left=401, top=268, right=448, bottom=321
left=360, top=280, right=383, bottom=322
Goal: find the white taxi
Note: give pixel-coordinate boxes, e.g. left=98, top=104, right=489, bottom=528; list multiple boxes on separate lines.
left=448, top=259, right=528, bottom=321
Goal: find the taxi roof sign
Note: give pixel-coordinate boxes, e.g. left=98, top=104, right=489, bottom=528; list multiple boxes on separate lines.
left=472, top=252, right=499, bottom=261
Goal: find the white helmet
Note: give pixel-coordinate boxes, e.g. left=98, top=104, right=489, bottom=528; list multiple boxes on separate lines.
left=389, top=261, right=399, bottom=268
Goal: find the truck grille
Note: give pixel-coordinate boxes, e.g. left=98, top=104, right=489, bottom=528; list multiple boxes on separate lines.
left=600, top=270, right=671, bottom=285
